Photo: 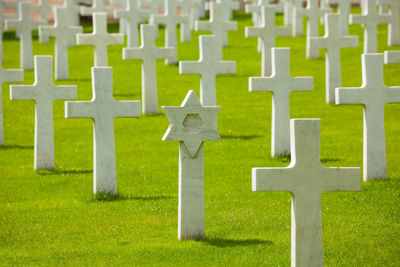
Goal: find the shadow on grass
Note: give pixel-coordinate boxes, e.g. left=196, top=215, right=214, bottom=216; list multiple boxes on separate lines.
left=114, top=93, right=139, bottom=98
left=0, top=144, right=34, bottom=150
left=90, top=192, right=174, bottom=202
left=143, top=113, right=164, bottom=118
left=221, top=134, right=262, bottom=140
left=201, top=237, right=273, bottom=248
left=321, top=158, right=341, bottom=163
left=37, top=169, right=92, bottom=176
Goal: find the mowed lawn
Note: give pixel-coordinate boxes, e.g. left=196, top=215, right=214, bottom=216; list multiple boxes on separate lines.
left=1, top=9, right=400, bottom=266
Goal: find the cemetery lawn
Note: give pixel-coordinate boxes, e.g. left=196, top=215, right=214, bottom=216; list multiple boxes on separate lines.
left=1, top=9, right=400, bottom=266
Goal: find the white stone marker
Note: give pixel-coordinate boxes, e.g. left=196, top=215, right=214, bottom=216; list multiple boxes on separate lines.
left=162, top=90, right=220, bottom=240
left=336, top=53, right=400, bottom=181
left=150, top=0, right=189, bottom=64
left=217, top=0, right=239, bottom=20
left=253, top=119, right=360, bottom=266
left=249, top=48, right=313, bottom=157
left=123, top=24, right=176, bottom=114
left=377, top=0, right=399, bottom=46
left=179, top=35, right=236, bottom=107
left=309, top=14, right=359, bottom=103
left=39, top=8, right=83, bottom=80
left=10, top=56, right=77, bottom=170
left=285, top=0, right=304, bottom=36
left=65, top=67, right=140, bottom=194
left=178, top=0, right=201, bottom=42
left=77, top=12, right=124, bottom=67
left=327, top=0, right=359, bottom=35
left=245, top=6, right=291, bottom=76
left=5, top=3, right=46, bottom=70
left=80, top=0, right=114, bottom=16
left=33, top=0, right=52, bottom=22
left=195, top=2, right=237, bottom=49
left=0, top=51, right=24, bottom=145
left=384, top=50, right=400, bottom=64
left=294, top=0, right=331, bottom=58
left=350, top=0, right=392, bottom=54
left=63, top=0, right=81, bottom=26
left=115, top=0, right=149, bottom=48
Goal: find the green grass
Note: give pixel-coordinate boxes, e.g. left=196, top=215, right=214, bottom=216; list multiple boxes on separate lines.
left=1, top=10, right=400, bottom=266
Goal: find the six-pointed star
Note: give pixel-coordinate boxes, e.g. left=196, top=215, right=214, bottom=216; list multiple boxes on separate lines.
left=162, top=90, right=220, bottom=157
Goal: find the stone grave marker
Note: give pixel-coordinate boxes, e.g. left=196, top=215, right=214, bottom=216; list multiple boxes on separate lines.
left=245, top=6, right=291, bottom=76
left=350, top=0, right=392, bottom=53
left=10, top=56, right=77, bottom=170
left=123, top=24, right=176, bottom=114
left=377, top=0, right=399, bottom=46
left=179, top=35, right=236, bottom=108
left=252, top=118, right=360, bottom=266
left=77, top=12, right=124, bottom=67
left=195, top=2, right=237, bottom=49
left=384, top=50, right=400, bottom=64
left=0, top=48, right=24, bottom=145
left=63, top=0, right=81, bottom=27
left=327, top=0, right=359, bottom=35
left=177, top=0, right=202, bottom=42
left=65, top=67, right=140, bottom=194
left=33, top=0, right=52, bottom=22
left=5, top=2, right=46, bottom=70
left=336, top=53, right=400, bottom=181
left=217, top=0, right=239, bottom=20
left=249, top=48, right=313, bottom=157
left=284, top=0, right=304, bottom=36
left=294, top=0, right=331, bottom=58
left=150, top=0, right=189, bottom=64
left=39, top=7, right=83, bottom=80
left=115, top=0, right=149, bottom=48
left=162, top=90, right=220, bottom=240
left=80, top=0, right=114, bottom=16
left=309, top=14, right=359, bottom=103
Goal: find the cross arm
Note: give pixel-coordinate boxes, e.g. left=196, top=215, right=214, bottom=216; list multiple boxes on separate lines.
left=123, top=47, right=144, bottom=60
left=335, top=87, right=365, bottom=105
left=245, top=26, right=263, bottom=38
left=195, top=21, right=210, bottom=31
left=249, top=77, right=275, bottom=92
left=65, top=101, right=95, bottom=119
left=349, top=14, right=365, bottom=25
left=38, top=25, right=53, bottom=43
left=217, top=61, right=236, bottom=75
left=3, top=69, right=24, bottom=83
left=150, top=14, right=166, bottom=25
left=252, top=167, right=296, bottom=192
left=4, top=20, right=20, bottom=30
left=179, top=61, right=201, bottom=75
left=341, top=36, right=359, bottom=48
left=384, top=86, right=400, bottom=104
left=154, top=47, right=176, bottom=60
left=105, top=33, right=124, bottom=45
left=226, top=21, right=238, bottom=31
left=323, top=167, right=361, bottom=191
left=76, top=33, right=95, bottom=45
left=308, top=36, right=327, bottom=50
left=113, top=100, right=141, bottom=118
left=10, top=85, right=38, bottom=100
left=290, top=77, right=314, bottom=92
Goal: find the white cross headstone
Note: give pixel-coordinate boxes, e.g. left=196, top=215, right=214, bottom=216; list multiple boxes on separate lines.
left=39, top=7, right=83, bottom=80
left=0, top=50, right=24, bottom=145
left=179, top=35, right=236, bottom=107
left=10, top=56, right=77, bottom=170
left=350, top=0, right=392, bottom=53
left=177, top=0, right=202, bottom=42
left=377, top=0, right=399, bottom=46
left=80, top=0, right=115, bottom=16
left=294, top=0, right=331, bottom=58
left=76, top=12, right=124, bottom=66
left=150, top=0, right=189, bottom=64
left=336, top=53, right=400, bottom=181
left=253, top=118, right=360, bottom=266
left=284, top=0, right=304, bottom=36
left=195, top=2, right=237, bottom=49
left=384, top=50, right=400, bottom=64
left=327, top=0, right=359, bottom=35
left=217, top=0, right=239, bottom=20
left=115, top=0, right=149, bottom=47
left=139, top=0, right=164, bottom=15
left=109, top=0, right=128, bottom=34
left=245, top=6, right=291, bottom=76
left=162, top=90, right=220, bottom=240
left=33, top=0, right=52, bottom=22
left=309, top=14, right=359, bottom=103
left=123, top=24, right=176, bottom=114
left=249, top=48, right=313, bottom=157
left=65, top=67, right=140, bottom=194
left=5, top=3, right=46, bottom=70
left=63, top=0, right=81, bottom=27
